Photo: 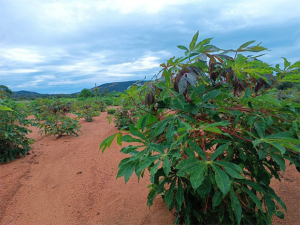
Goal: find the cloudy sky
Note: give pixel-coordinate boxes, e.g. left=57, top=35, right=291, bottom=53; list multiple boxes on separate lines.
left=0, top=0, right=299, bottom=94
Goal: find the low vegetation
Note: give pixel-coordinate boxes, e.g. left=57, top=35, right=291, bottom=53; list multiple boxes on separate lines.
left=35, top=100, right=81, bottom=138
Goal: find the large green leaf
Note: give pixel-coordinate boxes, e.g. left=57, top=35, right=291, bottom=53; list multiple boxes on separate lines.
left=0, top=105, right=13, bottom=111
left=241, top=187, right=263, bottom=212
left=189, top=163, right=207, bottom=190
left=165, top=178, right=176, bottom=208
left=203, top=126, right=222, bottom=134
left=194, top=38, right=213, bottom=52
left=210, top=142, right=230, bottom=161
left=289, top=60, right=300, bottom=69
left=189, top=31, right=199, bottom=50
left=154, top=117, right=172, bottom=136
left=99, top=133, right=117, bottom=153
left=270, top=153, right=286, bottom=172
left=282, top=57, right=291, bottom=69
left=177, top=45, right=189, bottom=51
left=164, top=69, right=171, bottom=87
left=129, top=124, right=146, bottom=141
left=176, top=159, right=208, bottom=189
left=214, top=161, right=242, bottom=173
left=187, top=139, right=207, bottom=160
left=163, top=155, right=171, bottom=176
left=166, top=119, right=175, bottom=143
left=176, top=178, right=184, bottom=209
left=238, top=40, right=256, bottom=50
left=201, top=90, right=221, bottom=102
left=212, top=164, right=231, bottom=196
left=230, top=189, right=242, bottom=225
left=239, top=180, right=265, bottom=193
left=222, top=165, right=245, bottom=179
left=212, top=191, right=223, bottom=209
left=117, top=160, right=136, bottom=183
left=136, top=155, right=160, bottom=174
left=121, top=135, right=145, bottom=144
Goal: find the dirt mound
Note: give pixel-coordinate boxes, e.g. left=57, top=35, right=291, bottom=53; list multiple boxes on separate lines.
left=0, top=113, right=299, bottom=224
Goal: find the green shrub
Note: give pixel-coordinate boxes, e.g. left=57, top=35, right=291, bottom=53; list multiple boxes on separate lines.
left=93, top=100, right=106, bottom=112
left=75, top=102, right=100, bottom=122
left=78, top=88, right=92, bottom=98
left=100, top=33, right=300, bottom=225
left=0, top=98, right=34, bottom=163
left=36, top=100, right=81, bottom=138
left=104, top=98, right=113, bottom=105
left=113, top=108, right=138, bottom=130
left=106, top=108, right=117, bottom=114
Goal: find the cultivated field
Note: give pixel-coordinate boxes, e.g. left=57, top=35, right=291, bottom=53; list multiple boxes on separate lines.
left=0, top=112, right=299, bottom=225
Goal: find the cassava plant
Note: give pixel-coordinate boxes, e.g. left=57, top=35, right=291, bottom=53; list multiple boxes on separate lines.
left=75, top=102, right=100, bottom=122
left=107, top=107, right=139, bottom=130
left=36, top=100, right=81, bottom=138
left=94, top=100, right=106, bottom=112
left=100, top=32, right=300, bottom=224
left=0, top=98, right=34, bottom=163
left=106, top=108, right=117, bottom=114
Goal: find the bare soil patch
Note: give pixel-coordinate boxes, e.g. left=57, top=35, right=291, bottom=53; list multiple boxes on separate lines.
left=0, top=113, right=299, bottom=225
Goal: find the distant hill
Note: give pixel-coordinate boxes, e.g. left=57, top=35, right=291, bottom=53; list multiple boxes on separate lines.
left=12, top=90, right=43, bottom=98
left=79, top=80, right=146, bottom=94
left=12, top=80, right=147, bottom=99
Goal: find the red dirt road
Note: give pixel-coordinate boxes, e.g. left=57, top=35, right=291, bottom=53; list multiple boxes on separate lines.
left=0, top=113, right=299, bottom=225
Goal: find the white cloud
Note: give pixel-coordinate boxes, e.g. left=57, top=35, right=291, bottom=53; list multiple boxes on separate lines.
left=0, top=48, right=44, bottom=63
left=0, top=69, right=40, bottom=74
left=13, top=75, right=56, bottom=88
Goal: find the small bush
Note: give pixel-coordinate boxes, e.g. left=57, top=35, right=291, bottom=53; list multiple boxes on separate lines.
left=106, top=108, right=116, bottom=114
left=75, top=102, right=100, bottom=122
left=94, top=100, right=106, bottom=112
left=113, top=108, right=138, bottom=129
left=104, top=99, right=113, bottom=105
left=0, top=98, right=34, bottom=163
left=36, top=100, right=81, bottom=138
left=78, top=88, right=92, bottom=98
